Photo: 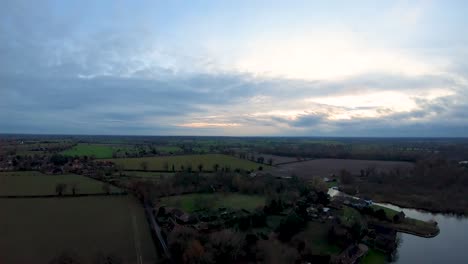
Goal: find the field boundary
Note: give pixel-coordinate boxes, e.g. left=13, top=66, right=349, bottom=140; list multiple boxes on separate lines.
left=0, top=192, right=128, bottom=199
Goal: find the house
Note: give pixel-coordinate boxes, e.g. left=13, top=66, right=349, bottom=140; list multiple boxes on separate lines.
left=168, top=208, right=197, bottom=224
left=333, top=244, right=369, bottom=264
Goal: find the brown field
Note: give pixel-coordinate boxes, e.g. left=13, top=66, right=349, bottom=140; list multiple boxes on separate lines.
left=275, top=158, right=413, bottom=178
left=0, top=196, right=157, bottom=264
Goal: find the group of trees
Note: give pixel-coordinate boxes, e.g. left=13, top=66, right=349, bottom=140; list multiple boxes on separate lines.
left=49, top=251, right=122, bottom=264
left=129, top=169, right=315, bottom=202
left=341, top=158, right=468, bottom=214
left=167, top=227, right=246, bottom=264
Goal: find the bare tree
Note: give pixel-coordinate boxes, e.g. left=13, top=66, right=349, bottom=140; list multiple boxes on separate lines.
left=71, top=183, right=78, bottom=195
left=140, top=161, right=148, bottom=171
left=102, top=183, right=111, bottom=195
left=93, top=252, right=122, bottom=264
left=55, top=183, right=67, bottom=196
left=49, top=250, right=81, bottom=264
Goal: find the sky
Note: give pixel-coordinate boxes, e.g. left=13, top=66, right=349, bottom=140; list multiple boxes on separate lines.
left=1, top=0, right=467, bottom=136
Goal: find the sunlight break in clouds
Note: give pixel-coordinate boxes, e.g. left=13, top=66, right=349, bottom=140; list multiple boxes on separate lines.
left=235, top=33, right=446, bottom=81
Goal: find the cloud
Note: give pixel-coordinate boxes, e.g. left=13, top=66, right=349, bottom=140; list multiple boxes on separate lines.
left=1, top=0, right=467, bottom=136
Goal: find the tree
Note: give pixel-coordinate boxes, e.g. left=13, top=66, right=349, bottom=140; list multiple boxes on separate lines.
left=55, top=183, right=67, bottom=196
left=276, top=212, right=306, bottom=241
left=93, top=252, right=122, bottom=264
left=375, top=209, right=387, bottom=221
left=339, top=169, right=354, bottom=184
left=207, top=229, right=245, bottom=262
left=49, top=251, right=81, bottom=264
left=102, top=183, right=111, bottom=195
left=393, top=211, right=405, bottom=223
left=140, top=161, right=148, bottom=171
left=50, top=154, right=68, bottom=166
left=71, top=183, right=78, bottom=195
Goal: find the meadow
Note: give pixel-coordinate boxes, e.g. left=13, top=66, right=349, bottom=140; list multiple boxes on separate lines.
left=0, top=196, right=157, bottom=264
left=61, top=143, right=116, bottom=158
left=159, top=193, right=266, bottom=212
left=107, top=154, right=264, bottom=171
left=0, top=171, right=121, bottom=196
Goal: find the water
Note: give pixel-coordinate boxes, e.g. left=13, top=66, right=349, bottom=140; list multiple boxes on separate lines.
left=376, top=203, right=468, bottom=264
left=328, top=189, right=468, bottom=263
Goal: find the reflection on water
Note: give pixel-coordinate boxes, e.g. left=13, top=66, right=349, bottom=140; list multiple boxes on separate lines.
left=328, top=189, right=468, bottom=263
left=377, top=203, right=468, bottom=264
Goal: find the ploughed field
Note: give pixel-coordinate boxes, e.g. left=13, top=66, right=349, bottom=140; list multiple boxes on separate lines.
left=0, top=171, right=121, bottom=196
left=0, top=196, right=157, bottom=264
left=275, top=158, right=413, bottom=178
left=106, top=154, right=263, bottom=171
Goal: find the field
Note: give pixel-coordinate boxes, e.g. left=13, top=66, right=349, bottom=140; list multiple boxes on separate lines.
left=0, top=171, right=121, bottom=196
left=360, top=249, right=387, bottom=264
left=159, top=193, right=265, bottom=212
left=107, top=154, right=264, bottom=171
left=61, top=143, right=116, bottom=158
left=0, top=196, right=157, bottom=264
left=275, top=158, right=413, bottom=178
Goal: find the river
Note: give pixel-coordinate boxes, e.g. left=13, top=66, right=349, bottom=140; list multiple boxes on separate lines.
left=328, top=189, right=468, bottom=263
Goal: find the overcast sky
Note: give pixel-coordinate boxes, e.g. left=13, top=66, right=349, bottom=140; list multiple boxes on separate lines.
left=1, top=0, right=467, bottom=136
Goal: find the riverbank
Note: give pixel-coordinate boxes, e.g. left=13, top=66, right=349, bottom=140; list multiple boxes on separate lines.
left=368, top=218, right=439, bottom=238
left=329, top=190, right=440, bottom=238
left=340, top=186, right=468, bottom=216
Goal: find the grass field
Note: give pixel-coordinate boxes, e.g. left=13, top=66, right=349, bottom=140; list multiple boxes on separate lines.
left=0, top=196, right=157, bottom=264
left=61, top=143, right=115, bottom=158
left=360, top=249, right=387, bottom=264
left=275, top=158, right=413, bottom=178
left=0, top=171, right=121, bottom=196
left=159, top=193, right=265, bottom=212
left=107, top=154, right=264, bottom=171
left=341, top=206, right=364, bottom=228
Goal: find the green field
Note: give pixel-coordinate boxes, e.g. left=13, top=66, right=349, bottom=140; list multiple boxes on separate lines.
left=341, top=206, right=364, bottom=227
left=0, top=171, right=121, bottom=196
left=159, top=193, right=266, bottom=212
left=107, top=154, right=264, bottom=171
left=0, top=196, right=157, bottom=263
left=360, top=249, right=387, bottom=264
left=61, top=143, right=115, bottom=158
